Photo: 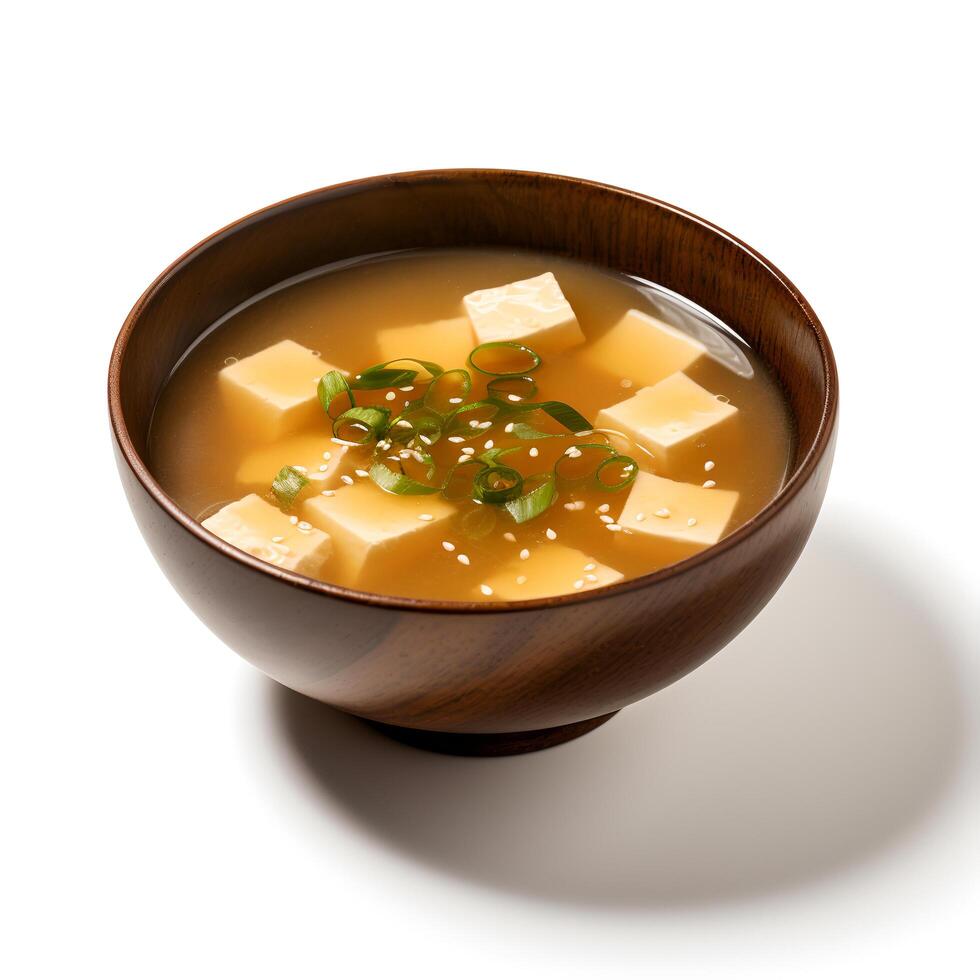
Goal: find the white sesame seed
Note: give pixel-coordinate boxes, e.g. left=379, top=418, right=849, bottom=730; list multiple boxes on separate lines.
left=573, top=579, right=584, bottom=589
left=479, top=421, right=493, bottom=429
left=503, top=532, right=517, bottom=542
left=320, top=489, right=335, bottom=497
left=703, top=480, right=717, bottom=488
left=620, top=378, right=633, bottom=388
left=318, top=464, right=329, bottom=472
left=687, top=517, right=698, bottom=526
left=448, top=396, right=463, bottom=404
left=297, top=521, right=312, bottom=531
left=564, top=502, right=576, bottom=511
left=271, top=535, right=284, bottom=543
left=448, top=436, right=465, bottom=443
left=508, top=394, right=522, bottom=402
left=293, top=465, right=308, bottom=473
left=584, top=562, right=596, bottom=571
left=516, top=575, right=528, bottom=585
left=399, top=386, right=414, bottom=392
left=399, top=450, right=411, bottom=459
left=565, top=447, right=582, bottom=458
left=461, top=446, right=475, bottom=455
left=469, top=420, right=482, bottom=428
left=457, top=554, right=470, bottom=566
left=355, top=469, right=369, bottom=478
left=529, top=447, right=539, bottom=457
left=322, top=451, right=332, bottom=461
left=600, top=515, right=614, bottom=524
left=385, top=391, right=396, bottom=401
left=606, top=523, right=622, bottom=531
left=419, top=434, right=433, bottom=446
left=655, top=508, right=671, bottom=518
left=597, top=503, right=610, bottom=514
left=545, top=528, right=557, bottom=540
left=635, top=512, right=646, bottom=522
left=341, top=475, right=354, bottom=485
left=395, top=419, right=412, bottom=429
left=289, top=515, right=299, bottom=525
left=586, top=573, right=598, bottom=582
left=704, top=460, right=715, bottom=472
left=442, top=541, right=455, bottom=551
left=484, top=440, right=494, bottom=449
left=417, top=514, right=433, bottom=522
left=519, top=548, right=530, bottom=560
left=480, top=584, right=493, bottom=596
left=457, top=455, right=469, bottom=464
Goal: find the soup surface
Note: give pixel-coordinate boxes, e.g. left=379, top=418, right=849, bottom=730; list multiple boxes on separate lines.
left=149, top=248, right=793, bottom=601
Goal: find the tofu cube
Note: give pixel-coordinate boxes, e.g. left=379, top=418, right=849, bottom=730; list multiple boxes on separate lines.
left=617, top=472, right=739, bottom=547
left=595, top=372, right=737, bottom=472
left=202, top=493, right=332, bottom=575
left=484, top=543, right=623, bottom=600
left=582, top=309, right=706, bottom=387
left=375, top=317, right=476, bottom=372
left=236, top=436, right=347, bottom=489
left=463, top=272, right=585, bottom=358
left=303, top=480, right=455, bottom=580
left=219, top=340, right=342, bottom=441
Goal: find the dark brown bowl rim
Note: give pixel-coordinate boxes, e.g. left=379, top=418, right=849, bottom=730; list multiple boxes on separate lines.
left=108, top=169, right=839, bottom=615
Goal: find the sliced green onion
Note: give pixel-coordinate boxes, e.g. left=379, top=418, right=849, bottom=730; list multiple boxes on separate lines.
left=596, top=453, right=639, bottom=491
left=444, top=399, right=503, bottom=436
left=510, top=421, right=561, bottom=440
left=532, top=401, right=592, bottom=435
left=473, top=465, right=524, bottom=504
left=553, top=443, right=616, bottom=485
left=423, top=368, right=472, bottom=415
left=333, top=406, right=390, bottom=444
left=271, top=465, right=309, bottom=510
left=388, top=406, right=444, bottom=446
left=317, top=370, right=355, bottom=418
left=368, top=460, right=443, bottom=495
left=468, top=342, right=542, bottom=377
left=357, top=357, right=443, bottom=384
left=351, top=367, right=417, bottom=389
left=442, top=457, right=489, bottom=501
left=488, top=375, right=538, bottom=402
left=504, top=472, right=557, bottom=524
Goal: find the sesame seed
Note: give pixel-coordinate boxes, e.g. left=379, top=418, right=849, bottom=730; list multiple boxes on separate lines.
left=584, top=562, right=596, bottom=571
left=480, top=584, right=494, bottom=596
left=442, top=541, right=455, bottom=551
left=355, top=469, right=369, bottom=478
left=564, top=502, right=576, bottom=511
left=655, top=508, right=671, bottom=518
left=448, top=436, right=465, bottom=443
left=573, top=578, right=584, bottom=589
left=508, top=394, right=522, bottom=402
left=516, top=575, right=527, bottom=585
left=597, top=503, right=610, bottom=514
left=341, top=475, right=354, bottom=485
left=503, top=423, right=515, bottom=435
left=545, top=528, right=557, bottom=540
left=565, top=447, right=582, bottom=458
left=322, top=451, right=332, bottom=461
left=271, top=535, right=284, bottom=543
left=385, top=391, right=396, bottom=401
left=484, top=440, right=494, bottom=449
left=461, top=446, right=475, bottom=455
left=320, top=490, right=335, bottom=497
left=635, top=512, right=646, bottom=521
left=319, top=464, right=329, bottom=472
left=606, top=524, right=622, bottom=531
left=289, top=516, right=299, bottom=525
left=586, top=573, right=598, bottom=582
left=704, top=460, right=716, bottom=472
left=417, top=514, right=433, bottom=522
left=399, top=386, right=414, bottom=392
left=703, top=480, right=717, bottom=488
left=419, top=434, right=433, bottom=446
left=469, top=420, right=481, bottom=428
left=297, top=521, right=312, bottom=531
left=600, top=515, right=614, bottom=524
left=399, top=450, right=411, bottom=459
left=503, top=532, right=517, bottom=543
left=457, top=554, right=470, bottom=566
left=620, top=378, right=633, bottom=388
left=457, top=455, right=469, bottom=464
left=448, top=396, right=463, bottom=404
left=519, top=548, right=530, bottom=560
left=687, top=517, right=698, bottom=526
left=529, top=447, right=539, bottom=457
left=293, top=465, right=308, bottom=473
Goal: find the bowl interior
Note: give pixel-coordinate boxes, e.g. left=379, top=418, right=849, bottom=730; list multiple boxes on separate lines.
left=113, top=170, right=833, bottom=539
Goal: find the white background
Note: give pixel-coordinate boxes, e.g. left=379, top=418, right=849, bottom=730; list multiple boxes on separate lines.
left=3, top=2, right=978, bottom=977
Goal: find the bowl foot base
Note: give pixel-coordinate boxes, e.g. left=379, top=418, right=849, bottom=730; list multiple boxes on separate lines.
left=364, top=711, right=619, bottom=757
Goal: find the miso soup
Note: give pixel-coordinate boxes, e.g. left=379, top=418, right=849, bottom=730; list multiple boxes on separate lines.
left=149, top=249, right=793, bottom=601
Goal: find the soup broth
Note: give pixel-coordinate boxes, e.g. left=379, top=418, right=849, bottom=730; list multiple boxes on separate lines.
left=149, top=249, right=793, bottom=601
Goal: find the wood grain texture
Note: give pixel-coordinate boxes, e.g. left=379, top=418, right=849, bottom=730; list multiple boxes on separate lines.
left=108, top=170, right=838, bottom=753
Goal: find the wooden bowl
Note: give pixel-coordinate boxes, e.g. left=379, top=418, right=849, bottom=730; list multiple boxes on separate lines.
left=109, top=170, right=838, bottom=755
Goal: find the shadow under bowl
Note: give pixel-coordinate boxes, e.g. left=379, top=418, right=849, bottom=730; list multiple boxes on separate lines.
left=108, top=170, right=838, bottom=755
